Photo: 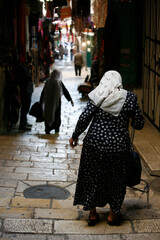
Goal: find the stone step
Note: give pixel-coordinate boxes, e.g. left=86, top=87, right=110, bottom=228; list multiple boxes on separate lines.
left=0, top=217, right=160, bottom=235
left=134, top=117, right=160, bottom=176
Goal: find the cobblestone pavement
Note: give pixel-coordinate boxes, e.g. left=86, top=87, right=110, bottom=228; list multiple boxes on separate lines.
left=0, top=60, right=160, bottom=239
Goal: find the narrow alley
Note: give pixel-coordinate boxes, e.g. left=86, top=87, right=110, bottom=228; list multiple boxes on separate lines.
left=0, top=60, right=160, bottom=240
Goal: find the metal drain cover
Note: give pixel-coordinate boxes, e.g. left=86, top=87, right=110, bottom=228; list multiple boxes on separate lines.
left=23, top=185, right=71, bottom=199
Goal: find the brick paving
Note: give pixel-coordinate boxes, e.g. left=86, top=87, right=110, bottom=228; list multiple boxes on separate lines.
left=0, top=59, right=160, bottom=239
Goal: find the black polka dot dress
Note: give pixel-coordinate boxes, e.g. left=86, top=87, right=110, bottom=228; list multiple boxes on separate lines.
left=72, top=91, right=145, bottom=214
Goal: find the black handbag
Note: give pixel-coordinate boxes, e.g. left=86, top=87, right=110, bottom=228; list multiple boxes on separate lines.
left=29, top=101, right=43, bottom=120
left=126, top=128, right=142, bottom=187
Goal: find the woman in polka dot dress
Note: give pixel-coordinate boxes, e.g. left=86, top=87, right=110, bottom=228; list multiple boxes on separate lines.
left=69, top=70, right=145, bottom=226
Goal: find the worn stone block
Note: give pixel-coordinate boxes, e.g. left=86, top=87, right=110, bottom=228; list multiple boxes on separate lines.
left=0, top=167, right=15, bottom=173
left=23, top=181, right=47, bottom=186
left=0, top=208, right=32, bottom=219
left=0, top=144, right=18, bottom=150
left=48, top=182, right=70, bottom=188
left=54, top=170, right=76, bottom=176
left=4, top=219, right=52, bottom=233
left=37, top=146, right=57, bottom=152
left=0, top=160, right=4, bottom=166
left=33, top=162, right=68, bottom=170
left=133, top=219, right=160, bottom=233
left=49, top=153, right=67, bottom=158
left=0, top=188, right=15, bottom=198
left=35, top=208, right=78, bottom=220
left=54, top=158, right=67, bottom=164
left=30, top=156, right=53, bottom=162
left=65, top=183, right=76, bottom=196
left=121, top=209, right=160, bottom=221
left=13, top=155, right=30, bottom=161
left=47, top=144, right=66, bottom=149
left=15, top=167, right=52, bottom=174
left=47, top=236, right=65, bottom=240
left=51, top=200, right=74, bottom=209
left=65, top=235, right=121, bottom=240
left=18, top=146, right=37, bottom=152
left=0, top=198, right=10, bottom=207
left=121, top=233, right=160, bottom=240
left=54, top=220, right=132, bottom=234
left=0, top=173, right=27, bottom=181
left=67, top=154, right=81, bottom=160
left=29, top=137, right=49, bottom=143
left=56, top=149, right=67, bottom=153
left=67, top=175, right=77, bottom=182
left=4, top=161, right=33, bottom=167
left=11, top=197, right=51, bottom=208
left=3, top=233, right=48, bottom=240
left=28, top=174, right=67, bottom=181
left=0, top=180, right=18, bottom=188
left=16, top=181, right=31, bottom=193
left=29, top=152, right=49, bottom=158
left=148, top=163, right=160, bottom=176
left=0, top=154, right=13, bottom=160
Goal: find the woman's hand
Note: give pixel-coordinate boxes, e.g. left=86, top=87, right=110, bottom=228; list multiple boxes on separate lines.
left=69, top=138, right=78, bottom=148
left=70, top=99, right=74, bottom=106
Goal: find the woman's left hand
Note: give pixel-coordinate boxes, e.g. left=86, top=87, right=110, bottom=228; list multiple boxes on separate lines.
left=70, top=99, right=74, bottom=106
left=69, top=138, right=78, bottom=148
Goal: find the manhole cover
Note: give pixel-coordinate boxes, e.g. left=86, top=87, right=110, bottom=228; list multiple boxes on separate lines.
left=23, top=185, right=71, bottom=199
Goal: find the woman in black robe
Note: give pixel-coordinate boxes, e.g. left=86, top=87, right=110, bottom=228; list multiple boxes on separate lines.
left=41, top=69, right=74, bottom=134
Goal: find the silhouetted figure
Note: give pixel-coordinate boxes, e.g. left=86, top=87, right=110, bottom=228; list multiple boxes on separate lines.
left=74, top=51, right=84, bottom=76
left=17, top=56, right=33, bottom=130
left=40, top=69, right=74, bottom=134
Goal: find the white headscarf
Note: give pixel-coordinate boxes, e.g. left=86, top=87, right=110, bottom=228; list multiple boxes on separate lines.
left=88, top=70, right=127, bottom=116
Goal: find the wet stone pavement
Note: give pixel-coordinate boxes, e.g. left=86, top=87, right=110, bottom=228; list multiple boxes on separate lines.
left=0, top=60, right=160, bottom=239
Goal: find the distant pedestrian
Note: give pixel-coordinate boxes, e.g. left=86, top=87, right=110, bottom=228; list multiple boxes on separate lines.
left=64, top=46, right=68, bottom=60
left=40, top=69, right=74, bottom=134
left=74, top=51, right=84, bottom=76
left=59, top=44, right=64, bottom=60
left=17, top=56, right=34, bottom=130
left=70, top=48, right=73, bottom=61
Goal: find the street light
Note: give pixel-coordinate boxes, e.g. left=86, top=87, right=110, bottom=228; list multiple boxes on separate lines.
left=82, top=42, right=86, bottom=47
